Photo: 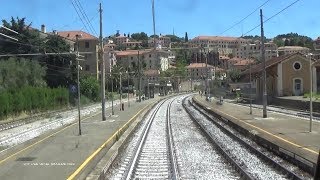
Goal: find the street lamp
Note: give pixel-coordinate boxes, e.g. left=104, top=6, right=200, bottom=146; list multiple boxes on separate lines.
left=138, top=50, right=141, bottom=102
left=111, top=73, right=114, bottom=115
left=127, top=70, right=130, bottom=107
left=249, top=54, right=253, bottom=115
left=75, top=34, right=82, bottom=136
left=308, top=53, right=313, bottom=132
left=118, top=67, right=124, bottom=111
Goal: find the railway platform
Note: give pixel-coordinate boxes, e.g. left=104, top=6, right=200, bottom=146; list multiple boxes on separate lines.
left=0, top=96, right=164, bottom=180
left=193, top=95, right=320, bottom=175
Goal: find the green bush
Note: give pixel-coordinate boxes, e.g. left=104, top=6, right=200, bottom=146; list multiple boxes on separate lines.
left=303, top=92, right=320, bottom=99
left=121, top=94, right=127, bottom=99
left=0, top=86, right=69, bottom=120
left=80, top=75, right=100, bottom=102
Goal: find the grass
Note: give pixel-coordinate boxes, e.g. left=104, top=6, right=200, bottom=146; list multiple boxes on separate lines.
left=303, top=92, right=320, bottom=100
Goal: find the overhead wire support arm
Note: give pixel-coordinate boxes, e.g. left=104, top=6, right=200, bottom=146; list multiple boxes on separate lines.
left=0, top=32, right=18, bottom=41
left=0, top=25, right=19, bottom=41
left=0, top=25, right=19, bottom=34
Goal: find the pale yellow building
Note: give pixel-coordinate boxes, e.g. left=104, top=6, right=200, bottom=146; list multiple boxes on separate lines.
left=57, top=30, right=99, bottom=79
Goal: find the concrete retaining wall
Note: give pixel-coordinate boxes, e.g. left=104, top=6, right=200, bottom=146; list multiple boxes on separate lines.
left=271, top=97, right=320, bottom=113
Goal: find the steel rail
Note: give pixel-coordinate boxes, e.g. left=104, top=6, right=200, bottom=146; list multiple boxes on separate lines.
left=188, top=98, right=304, bottom=180
left=182, top=97, right=255, bottom=180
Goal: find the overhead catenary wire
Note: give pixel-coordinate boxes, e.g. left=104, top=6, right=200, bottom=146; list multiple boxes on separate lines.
left=242, top=0, right=301, bottom=36
left=69, top=0, right=91, bottom=34
left=74, top=0, right=98, bottom=36
left=219, top=0, right=271, bottom=35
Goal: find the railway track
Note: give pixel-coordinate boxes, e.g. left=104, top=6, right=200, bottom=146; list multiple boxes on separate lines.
left=231, top=100, right=320, bottom=121
left=106, top=95, right=242, bottom=179
left=109, top=98, right=179, bottom=179
left=183, top=97, right=311, bottom=180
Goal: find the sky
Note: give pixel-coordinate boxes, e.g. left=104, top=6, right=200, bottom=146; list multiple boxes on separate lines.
left=1, top=0, right=320, bottom=39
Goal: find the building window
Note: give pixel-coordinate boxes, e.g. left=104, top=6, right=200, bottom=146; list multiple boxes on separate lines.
left=293, top=61, right=302, bottom=70
left=131, top=57, right=133, bottom=60
left=149, top=54, right=151, bottom=58
left=85, top=65, right=90, bottom=71
left=85, top=41, right=89, bottom=48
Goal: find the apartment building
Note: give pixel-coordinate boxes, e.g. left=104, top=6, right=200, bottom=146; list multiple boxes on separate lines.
left=277, top=46, right=310, bottom=56
left=148, top=35, right=171, bottom=48
left=103, top=46, right=116, bottom=74
left=191, top=36, right=249, bottom=56
left=57, top=30, right=99, bottom=79
left=115, top=35, right=129, bottom=45
left=233, top=42, right=277, bottom=61
left=115, top=49, right=170, bottom=72
left=187, top=63, right=212, bottom=80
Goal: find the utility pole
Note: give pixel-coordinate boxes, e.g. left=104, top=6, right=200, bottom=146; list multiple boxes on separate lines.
left=260, top=9, right=267, bottom=118
left=191, top=76, right=193, bottom=92
left=127, top=70, right=130, bottom=107
left=207, top=52, right=210, bottom=99
left=111, top=73, right=114, bottom=115
left=76, top=34, right=82, bottom=136
left=249, top=57, right=253, bottom=115
left=152, top=0, right=156, bottom=50
left=147, top=78, right=150, bottom=99
left=309, top=53, right=313, bottom=132
left=120, top=72, right=122, bottom=110
left=99, top=3, right=106, bottom=121
left=138, top=51, right=141, bottom=102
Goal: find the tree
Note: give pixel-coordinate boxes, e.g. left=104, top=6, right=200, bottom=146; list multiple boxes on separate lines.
left=43, top=34, right=76, bottom=88
left=228, top=69, right=241, bottom=83
left=131, top=32, right=148, bottom=41
left=80, top=75, right=100, bottom=101
left=115, top=30, right=120, bottom=37
left=0, top=57, right=47, bottom=91
left=0, top=17, right=44, bottom=54
left=284, top=39, right=290, bottom=46
left=184, top=32, right=188, bottom=42
left=165, top=35, right=183, bottom=43
left=150, top=34, right=159, bottom=38
left=274, top=33, right=314, bottom=50
left=228, top=53, right=234, bottom=59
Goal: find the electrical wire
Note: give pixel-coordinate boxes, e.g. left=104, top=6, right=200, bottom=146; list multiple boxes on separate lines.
left=69, top=0, right=91, bottom=34
left=74, top=0, right=98, bottom=36
left=242, top=0, right=301, bottom=36
left=219, top=0, right=271, bottom=35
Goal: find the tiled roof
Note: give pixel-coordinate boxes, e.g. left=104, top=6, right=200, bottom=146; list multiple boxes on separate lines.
left=229, top=57, right=247, bottom=63
left=278, top=46, right=310, bottom=50
left=241, top=53, right=303, bottom=75
left=115, top=35, right=127, bottom=39
left=186, top=63, right=214, bottom=68
left=57, top=31, right=98, bottom=40
left=213, top=67, right=226, bottom=72
left=144, top=69, right=160, bottom=76
left=115, top=49, right=152, bottom=56
left=233, top=59, right=255, bottom=66
left=123, top=41, right=142, bottom=44
left=219, top=56, right=230, bottom=60
left=192, top=36, right=247, bottom=42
